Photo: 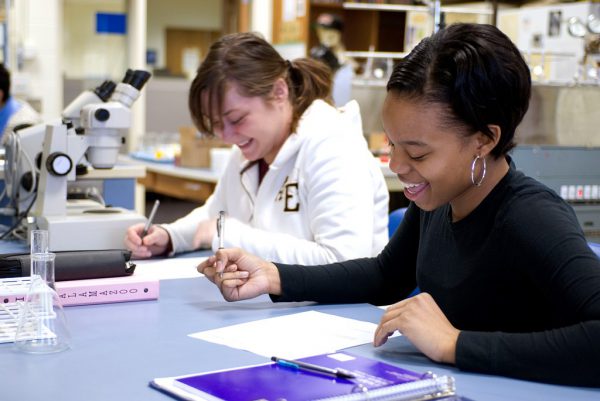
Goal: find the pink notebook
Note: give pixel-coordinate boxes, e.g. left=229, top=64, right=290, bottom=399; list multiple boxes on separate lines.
left=55, top=275, right=159, bottom=306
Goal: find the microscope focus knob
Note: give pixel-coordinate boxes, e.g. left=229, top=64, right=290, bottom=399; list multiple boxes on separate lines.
left=46, top=152, right=73, bottom=176
left=94, top=108, right=110, bottom=122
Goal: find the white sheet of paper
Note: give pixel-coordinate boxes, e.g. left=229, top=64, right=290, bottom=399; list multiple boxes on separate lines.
left=189, top=310, right=380, bottom=359
left=133, top=257, right=206, bottom=280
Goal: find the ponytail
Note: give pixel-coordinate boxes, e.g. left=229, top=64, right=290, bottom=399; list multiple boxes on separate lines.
left=286, top=58, right=333, bottom=132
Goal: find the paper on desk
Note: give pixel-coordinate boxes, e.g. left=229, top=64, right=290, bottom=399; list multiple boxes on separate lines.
left=133, top=257, right=207, bottom=280
left=189, top=310, right=383, bottom=359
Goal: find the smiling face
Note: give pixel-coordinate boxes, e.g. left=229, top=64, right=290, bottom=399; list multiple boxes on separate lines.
left=382, top=94, right=487, bottom=214
left=208, top=80, right=292, bottom=164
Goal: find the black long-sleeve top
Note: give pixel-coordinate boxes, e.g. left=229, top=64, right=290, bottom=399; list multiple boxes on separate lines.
left=272, top=166, right=600, bottom=387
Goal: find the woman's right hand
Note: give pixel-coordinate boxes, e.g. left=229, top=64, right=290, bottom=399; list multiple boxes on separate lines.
left=124, top=223, right=171, bottom=259
left=198, top=248, right=281, bottom=302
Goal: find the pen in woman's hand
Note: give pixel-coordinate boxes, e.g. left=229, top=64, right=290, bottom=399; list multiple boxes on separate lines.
left=217, top=211, right=226, bottom=249
left=217, top=211, right=226, bottom=278
left=142, top=199, right=160, bottom=238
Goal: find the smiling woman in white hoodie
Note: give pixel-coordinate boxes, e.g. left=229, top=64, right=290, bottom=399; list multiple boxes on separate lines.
left=124, top=32, right=388, bottom=265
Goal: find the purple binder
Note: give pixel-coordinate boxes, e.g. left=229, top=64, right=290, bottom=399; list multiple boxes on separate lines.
left=161, top=352, right=454, bottom=401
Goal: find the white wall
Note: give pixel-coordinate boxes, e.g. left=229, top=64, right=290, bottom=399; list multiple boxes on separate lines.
left=63, top=0, right=222, bottom=77
left=147, top=0, right=221, bottom=69
left=11, top=0, right=63, bottom=119
left=63, top=0, right=127, bottom=79
left=251, top=0, right=272, bottom=41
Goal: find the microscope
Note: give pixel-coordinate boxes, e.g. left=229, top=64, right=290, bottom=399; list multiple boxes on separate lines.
left=3, top=69, right=151, bottom=251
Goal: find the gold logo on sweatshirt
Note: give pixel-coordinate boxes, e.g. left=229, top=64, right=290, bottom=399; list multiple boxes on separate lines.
left=276, top=176, right=300, bottom=212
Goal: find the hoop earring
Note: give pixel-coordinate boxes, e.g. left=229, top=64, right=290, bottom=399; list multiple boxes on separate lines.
left=471, top=155, right=486, bottom=186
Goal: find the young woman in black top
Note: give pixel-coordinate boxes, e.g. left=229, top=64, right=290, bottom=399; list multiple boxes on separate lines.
left=198, top=23, right=600, bottom=387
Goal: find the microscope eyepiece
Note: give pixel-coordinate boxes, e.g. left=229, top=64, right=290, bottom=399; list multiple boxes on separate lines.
left=127, top=70, right=151, bottom=90
left=94, top=80, right=117, bottom=102
left=122, top=69, right=135, bottom=84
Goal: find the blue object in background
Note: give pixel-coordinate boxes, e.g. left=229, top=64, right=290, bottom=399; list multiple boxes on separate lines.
left=589, top=242, right=600, bottom=259
left=146, top=49, right=157, bottom=66
left=388, top=207, right=407, bottom=238
left=388, top=207, right=419, bottom=298
left=96, top=12, right=127, bottom=35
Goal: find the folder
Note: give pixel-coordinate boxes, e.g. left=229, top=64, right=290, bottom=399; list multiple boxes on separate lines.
left=150, top=351, right=455, bottom=401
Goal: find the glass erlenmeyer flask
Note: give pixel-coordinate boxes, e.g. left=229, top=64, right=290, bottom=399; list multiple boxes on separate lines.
left=14, top=253, right=71, bottom=353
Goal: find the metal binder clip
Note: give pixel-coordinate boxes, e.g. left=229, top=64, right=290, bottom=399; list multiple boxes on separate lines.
left=351, top=383, right=369, bottom=393
left=421, top=371, right=436, bottom=379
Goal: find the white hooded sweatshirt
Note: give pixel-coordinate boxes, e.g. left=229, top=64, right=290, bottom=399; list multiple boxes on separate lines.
left=163, top=99, right=389, bottom=265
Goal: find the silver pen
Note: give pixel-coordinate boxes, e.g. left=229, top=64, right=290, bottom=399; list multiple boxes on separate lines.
left=217, top=211, right=226, bottom=249
left=142, top=199, right=160, bottom=238
left=217, top=211, right=226, bottom=278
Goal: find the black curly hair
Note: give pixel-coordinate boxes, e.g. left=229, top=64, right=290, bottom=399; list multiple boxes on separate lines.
left=387, top=23, right=531, bottom=158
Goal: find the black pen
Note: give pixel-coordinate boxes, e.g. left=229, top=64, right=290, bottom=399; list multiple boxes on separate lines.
left=271, top=356, right=356, bottom=379
left=142, top=199, right=160, bottom=238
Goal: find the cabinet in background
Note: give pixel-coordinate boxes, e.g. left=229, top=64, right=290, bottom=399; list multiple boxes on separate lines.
left=308, top=1, right=494, bottom=57
left=308, top=1, right=408, bottom=56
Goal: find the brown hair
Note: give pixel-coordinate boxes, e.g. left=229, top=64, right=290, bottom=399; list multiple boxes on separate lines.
left=189, top=32, right=332, bottom=136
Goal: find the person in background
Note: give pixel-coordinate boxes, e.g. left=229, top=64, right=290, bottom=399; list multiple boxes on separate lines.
left=309, top=13, right=355, bottom=106
left=125, top=32, right=389, bottom=265
left=199, top=24, right=600, bottom=387
left=0, top=64, right=42, bottom=142
left=309, top=45, right=340, bottom=74
left=311, top=13, right=356, bottom=72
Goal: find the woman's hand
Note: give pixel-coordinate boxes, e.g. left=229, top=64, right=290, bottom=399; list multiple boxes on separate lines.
left=124, top=223, right=171, bottom=259
left=198, top=248, right=282, bottom=302
left=374, top=292, right=459, bottom=364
